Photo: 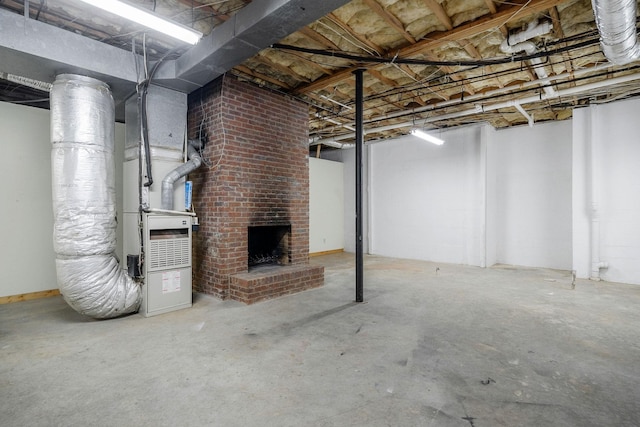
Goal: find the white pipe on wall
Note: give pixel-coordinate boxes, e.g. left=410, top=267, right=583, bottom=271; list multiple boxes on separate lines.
left=588, top=105, right=609, bottom=280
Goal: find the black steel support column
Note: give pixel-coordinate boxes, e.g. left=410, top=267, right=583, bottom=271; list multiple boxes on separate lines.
left=354, top=68, right=365, bottom=303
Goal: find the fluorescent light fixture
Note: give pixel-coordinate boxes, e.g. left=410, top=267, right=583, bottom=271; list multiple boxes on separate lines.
left=410, top=129, right=444, bottom=145
left=320, top=94, right=353, bottom=110
left=77, top=0, right=203, bottom=45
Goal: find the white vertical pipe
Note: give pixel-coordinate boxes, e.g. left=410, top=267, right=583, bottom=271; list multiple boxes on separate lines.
left=514, top=102, right=534, bottom=127
left=588, top=105, right=608, bottom=280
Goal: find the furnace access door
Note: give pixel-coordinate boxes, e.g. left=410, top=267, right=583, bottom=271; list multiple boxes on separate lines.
left=141, top=214, right=192, bottom=317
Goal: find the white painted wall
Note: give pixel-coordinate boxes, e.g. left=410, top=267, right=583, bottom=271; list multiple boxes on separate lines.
left=309, top=157, right=344, bottom=253
left=321, top=102, right=640, bottom=286
left=369, top=126, right=486, bottom=266
left=0, top=102, right=126, bottom=298
left=0, top=103, right=55, bottom=297
left=322, top=147, right=371, bottom=254
left=573, top=101, right=640, bottom=284
left=491, top=121, right=573, bottom=270
left=484, top=125, right=498, bottom=267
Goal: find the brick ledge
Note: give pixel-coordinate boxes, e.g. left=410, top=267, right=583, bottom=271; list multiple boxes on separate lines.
left=229, top=264, right=324, bottom=304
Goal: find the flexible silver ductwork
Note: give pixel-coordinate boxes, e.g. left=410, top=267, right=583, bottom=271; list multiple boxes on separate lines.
left=51, top=74, right=141, bottom=319
left=592, top=0, right=640, bottom=64
left=160, top=139, right=203, bottom=210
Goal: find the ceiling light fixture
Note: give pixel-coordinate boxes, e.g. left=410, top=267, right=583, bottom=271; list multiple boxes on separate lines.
left=320, top=94, right=353, bottom=110
left=76, top=0, right=203, bottom=45
left=410, top=129, right=444, bottom=145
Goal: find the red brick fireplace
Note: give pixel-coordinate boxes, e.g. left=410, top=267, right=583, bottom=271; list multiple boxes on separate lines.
left=187, top=75, right=323, bottom=304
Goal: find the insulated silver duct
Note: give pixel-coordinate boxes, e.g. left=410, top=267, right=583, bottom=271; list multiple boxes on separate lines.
left=51, top=74, right=141, bottom=319
left=160, top=139, right=203, bottom=210
left=592, top=0, right=640, bottom=64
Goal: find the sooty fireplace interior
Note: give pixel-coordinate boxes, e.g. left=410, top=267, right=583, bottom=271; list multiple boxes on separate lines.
left=248, top=225, right=290, bottom=268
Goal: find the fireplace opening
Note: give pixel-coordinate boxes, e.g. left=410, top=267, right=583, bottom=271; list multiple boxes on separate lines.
left=248, top=225, right=291, bottom=269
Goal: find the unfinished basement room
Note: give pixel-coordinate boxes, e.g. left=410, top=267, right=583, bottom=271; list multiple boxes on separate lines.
left=2, top=0, right=640, bottom=425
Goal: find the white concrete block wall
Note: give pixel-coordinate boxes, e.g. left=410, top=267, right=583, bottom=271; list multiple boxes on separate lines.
left=491, top=121, right=573, bottom=270
left=309, top=157, right=344, bottom=253
left=573, top=101, right=640, bottom=284
left=327, top=147, right=370, bottom=254
left=0, top=102, right=56, bottom=297
left=368, top=126, right=486, bottom=266
left=0, top=102, right=126, bottom=298
left=4, top=95, right=640, bottom=298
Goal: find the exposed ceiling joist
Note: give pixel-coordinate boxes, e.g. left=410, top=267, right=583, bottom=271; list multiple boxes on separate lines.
left=423, top=0, right=453, bottom=31
left=294, top=0, right=565, bottom=95
left=363, top=0, right=416, bottom=43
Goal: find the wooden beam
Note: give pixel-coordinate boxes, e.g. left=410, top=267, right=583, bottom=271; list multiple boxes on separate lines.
left=363, top=0, right=416, bottom=43
left=275, top=49, right=334, bottom=76
left=401, top=0, right=565, bottom=57
left=549, top=6, right=574, bottom=78
left=461, top=41, right=504, bottom=88
left=422, top=0, right=453, bottom=30
left=298, top=26, right=340, bottom=50
left=461, top=41, right=481, bottom=59
left=367, top=68, right=398, bottom=87
left=326, top=13, right=384, bottom=55
left=234, top=65, right=293, bottom=89
left=256, top=53, right=311, bottom=83
left=295, top=0, right=564, bottom=94
left=481, top=0, right=509, bottom=35
left=295, top=65, right=361, bottom=94
left=484, top=0, right=497, bottom=14
left=421, top=51, right=475, bottom=95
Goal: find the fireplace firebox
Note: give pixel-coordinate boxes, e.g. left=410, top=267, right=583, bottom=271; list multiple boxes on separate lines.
left=248, top=225, right=290, bottom=268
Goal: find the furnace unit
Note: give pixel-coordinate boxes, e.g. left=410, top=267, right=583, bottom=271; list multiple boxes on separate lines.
left=140, top=214, right=192, bottom=317
left=123, top=85, right=199, bottom=317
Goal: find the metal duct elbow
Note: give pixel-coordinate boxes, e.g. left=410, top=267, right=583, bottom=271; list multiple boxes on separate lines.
left=161, top=140, right=203, bottom=210
left=592, top=0, right=640, bottom=64
left=51, top=74, right=141, bottom=319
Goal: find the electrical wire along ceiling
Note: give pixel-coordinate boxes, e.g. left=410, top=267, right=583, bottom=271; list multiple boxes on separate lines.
left=2, top=0, right=640, bottom=148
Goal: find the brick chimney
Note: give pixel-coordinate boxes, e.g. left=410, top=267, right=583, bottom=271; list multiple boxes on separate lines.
left=187, top=75, right=323, bottom=304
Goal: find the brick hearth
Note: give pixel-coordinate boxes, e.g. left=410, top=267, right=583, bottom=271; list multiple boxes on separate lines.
left=187, top=75, right=323, bottom=303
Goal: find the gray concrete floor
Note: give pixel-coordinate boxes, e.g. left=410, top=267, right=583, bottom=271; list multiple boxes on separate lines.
left=2, top=253, right=640, bottom=426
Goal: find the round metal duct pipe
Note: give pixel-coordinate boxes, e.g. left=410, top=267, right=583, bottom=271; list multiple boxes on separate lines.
left=51, top=74, right=141, bottom=319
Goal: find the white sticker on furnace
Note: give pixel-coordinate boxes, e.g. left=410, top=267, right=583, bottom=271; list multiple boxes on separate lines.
left=162, top=270, right=181, bottom=294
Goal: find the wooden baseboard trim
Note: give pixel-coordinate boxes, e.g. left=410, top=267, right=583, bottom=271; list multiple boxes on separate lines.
left=310, top=249, right=344, bottom=257
left=0, top=289, right=60, bottom=305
